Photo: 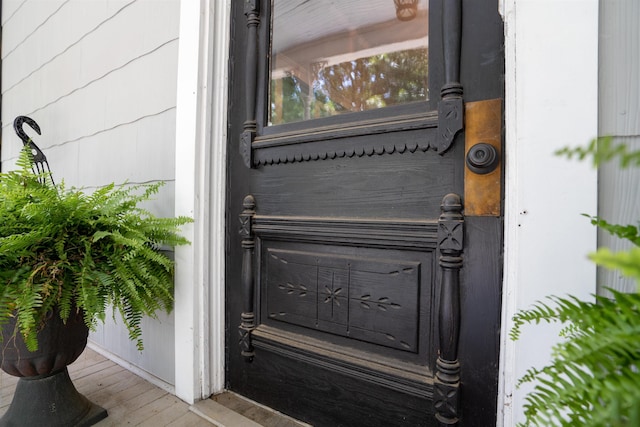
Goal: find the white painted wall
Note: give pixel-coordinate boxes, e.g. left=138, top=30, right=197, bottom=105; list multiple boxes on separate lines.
left=498, top=0, right=599, bottom=425
left=1, top=0, right=181, bottom=387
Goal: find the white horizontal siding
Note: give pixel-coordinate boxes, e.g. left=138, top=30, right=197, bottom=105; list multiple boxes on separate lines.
left=2, top=0, right=176, bottom=127
left=3, top=40, right=179, bottom=179
left=89, top=300, right=177, bottom=386
left=2, top=0, right=67, bottom=59
left=1, top=0, right=181, bottom=385
left=74, top=110, right=178, bottom=189
left=2, top=0, right=179, bottom=167
left=1, top=1, right=26, bottom=27
left=3, top=40, right=179, bottom=180
left=598, top=0, right=640, bottom=294
left=2, top=0, right=137, bottom=90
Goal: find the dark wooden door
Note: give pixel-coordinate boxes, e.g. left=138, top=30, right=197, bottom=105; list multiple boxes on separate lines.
left=225, top=1, right=504, bottom=426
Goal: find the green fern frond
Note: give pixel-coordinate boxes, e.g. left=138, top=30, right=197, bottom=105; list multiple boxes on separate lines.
left=582, top=214, right=640, bottom=246
left=590, top=247, right=640, bottom=288
left=556, top=136, right=640, bottom=168
left=510, top=300, right=557, bottom=341
left=120, top=303, right=145, bottom=351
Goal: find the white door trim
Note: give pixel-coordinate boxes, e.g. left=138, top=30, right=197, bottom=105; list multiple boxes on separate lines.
left=174, top=0, right=230, bottom=403
left=207, top=0, right=232, bottom=398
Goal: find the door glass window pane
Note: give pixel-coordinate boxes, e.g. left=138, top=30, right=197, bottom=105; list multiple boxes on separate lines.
left=270, top=0, right=429, bottom=126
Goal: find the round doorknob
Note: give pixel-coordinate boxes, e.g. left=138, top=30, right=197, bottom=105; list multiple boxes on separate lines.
left=466, top=143, right=499, bottom=174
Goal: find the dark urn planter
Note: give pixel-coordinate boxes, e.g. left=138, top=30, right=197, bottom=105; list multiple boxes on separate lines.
left=0, top=309, right=107, bottom=426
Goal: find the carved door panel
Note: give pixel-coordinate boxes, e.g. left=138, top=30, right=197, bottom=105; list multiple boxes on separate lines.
left=226, top=1, right=504, bottom=426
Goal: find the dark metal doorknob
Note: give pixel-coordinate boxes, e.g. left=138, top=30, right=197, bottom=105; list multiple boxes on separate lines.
left=466, top=143, right=499, bottom=174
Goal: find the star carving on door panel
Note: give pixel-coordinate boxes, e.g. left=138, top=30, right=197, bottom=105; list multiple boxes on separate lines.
left=323, top=286, right=343, bottom=306
left=264, top=248, right=421, bottom=351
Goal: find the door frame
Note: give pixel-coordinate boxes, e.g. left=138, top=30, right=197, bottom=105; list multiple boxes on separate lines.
left=173, top=0, right=231, bottom=403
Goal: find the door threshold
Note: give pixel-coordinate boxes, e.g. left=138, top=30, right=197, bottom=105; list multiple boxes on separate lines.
left=191, top=391, right=312, bottom=427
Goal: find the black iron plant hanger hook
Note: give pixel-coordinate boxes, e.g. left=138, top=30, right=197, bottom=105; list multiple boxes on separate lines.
left=13, top=116, right=55, bottom=186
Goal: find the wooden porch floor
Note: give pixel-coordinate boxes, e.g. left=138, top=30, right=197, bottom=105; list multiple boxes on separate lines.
left=0, top=347, right=213, bottom=426
left=0, top=347, right=309, bottom=426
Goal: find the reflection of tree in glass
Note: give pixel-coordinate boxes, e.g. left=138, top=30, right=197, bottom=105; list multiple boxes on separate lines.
left=270, top=49, right=428, bottom=125
left=270, top=74, right=309, bottom=124
left=317, top=49, right=428, bottom=112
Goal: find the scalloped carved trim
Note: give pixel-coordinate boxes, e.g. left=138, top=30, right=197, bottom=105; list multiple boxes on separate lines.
left=254, top=138, right=435, bottom=166
left=251, top=110, right=439, bottom=166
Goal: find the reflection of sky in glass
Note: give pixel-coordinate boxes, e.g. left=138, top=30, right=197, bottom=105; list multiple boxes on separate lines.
left=270, top=0, right=429, bottom=125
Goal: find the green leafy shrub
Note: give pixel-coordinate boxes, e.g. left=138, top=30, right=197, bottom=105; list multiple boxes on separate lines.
left=0, top=148, right=192, bottom=351
left=511, top=138, right=640, bottom=426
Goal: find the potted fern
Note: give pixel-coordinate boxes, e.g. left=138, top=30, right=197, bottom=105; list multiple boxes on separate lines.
left=0, top=145, right=192, bottom=425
